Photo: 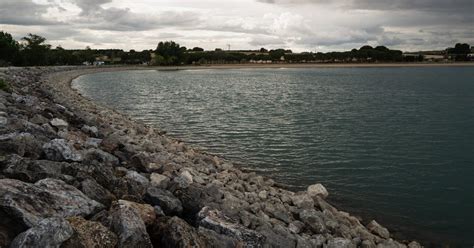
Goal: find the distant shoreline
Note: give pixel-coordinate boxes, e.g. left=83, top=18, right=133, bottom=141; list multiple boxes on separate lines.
left=151, top=62, right=474, bottom=70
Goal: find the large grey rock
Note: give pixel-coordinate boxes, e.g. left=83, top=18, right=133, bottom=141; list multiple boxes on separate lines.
left=1, top=154, right=65, bottom=183
left=197, top=207, right=265, bottom=247
left=42, top=139, right=82, bottom=162
left=109, top=201, right=152, bottom=248
left=144, top=187, right=183, bottom=216
left=307, top=184, right=329, bottom=199
left=0, top=178, right=103, bottom=228
left=83, top=148, right=119, bottom=167
left=9, top=217, right=74, bottom=248
left=299, top=209, right=327, bottom=234
left=80, top=179, right=116, bottom=207
left=0, top=132, right=43, bottom=159
left=292, top=193, right=314, bottom=209
left=264, top=203, right=292, bottom=224
left=367, top=220, right=390, bottom=239
left=326, top=237, right=356, bottom=248
left=124, top=170, right=149, bottom=196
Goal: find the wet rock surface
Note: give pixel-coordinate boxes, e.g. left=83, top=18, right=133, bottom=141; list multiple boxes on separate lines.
left=0, top=67, right=421, bottom=248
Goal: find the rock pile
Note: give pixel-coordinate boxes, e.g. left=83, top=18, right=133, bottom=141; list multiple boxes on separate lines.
left=0, top=67, right=422, bottom=248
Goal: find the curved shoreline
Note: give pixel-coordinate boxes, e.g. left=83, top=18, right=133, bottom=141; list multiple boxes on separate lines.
left=0, top=66, right=423, bottom=247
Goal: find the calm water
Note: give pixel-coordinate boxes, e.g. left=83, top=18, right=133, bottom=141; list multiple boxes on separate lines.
left=73, top=67, right=474, bottom=246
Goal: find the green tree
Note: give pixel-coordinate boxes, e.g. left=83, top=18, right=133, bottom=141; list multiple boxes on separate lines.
left=155, top=41, right=186, bottom=65
left=0, top=31, right=20, bottom=66
left=21, top=33, right=51, bottom=66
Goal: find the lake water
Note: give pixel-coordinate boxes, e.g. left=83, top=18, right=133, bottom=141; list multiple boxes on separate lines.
left=73, top=67, right=474, bottom=247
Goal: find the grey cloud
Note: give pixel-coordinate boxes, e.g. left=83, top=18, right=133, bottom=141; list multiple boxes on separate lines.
left=257, top=0, right=474, bottom=13
left=68, top=0, right=112, bottom=15
left=0, top=0, right=60, bottom=25
left=83, top=8, right=201, bottom=31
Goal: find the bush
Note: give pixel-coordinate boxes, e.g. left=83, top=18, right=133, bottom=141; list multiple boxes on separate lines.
left=0, top=78, right=12, bottom=92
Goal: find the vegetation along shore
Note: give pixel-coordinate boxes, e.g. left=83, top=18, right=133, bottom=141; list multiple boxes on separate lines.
left=0, top=66, right=427, bottom=247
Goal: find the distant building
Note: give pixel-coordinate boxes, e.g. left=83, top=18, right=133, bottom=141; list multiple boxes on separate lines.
left=424, top=54, right=446, bottom=62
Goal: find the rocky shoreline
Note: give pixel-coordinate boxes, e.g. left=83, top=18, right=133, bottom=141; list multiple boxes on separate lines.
left=0, top=66, right=422, bottom=248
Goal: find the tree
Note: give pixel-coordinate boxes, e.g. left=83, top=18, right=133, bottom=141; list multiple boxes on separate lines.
left=192, top=47, right=204, bottom=52
left=269, top=49, right=286, bottom=60
left=0, top=31, right=20, bottom=66
left=155, top=41, right=186, bottom=65
left=21, top=33, right=51, bottom=66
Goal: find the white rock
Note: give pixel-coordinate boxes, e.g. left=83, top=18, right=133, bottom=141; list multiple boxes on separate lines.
left=181, top=170, right=193, bottom=184
left=0, top=116, right=7, bottom=127
left=50, top=118, right=68, bottom=129
left=307, top=183, right=329, bottom=199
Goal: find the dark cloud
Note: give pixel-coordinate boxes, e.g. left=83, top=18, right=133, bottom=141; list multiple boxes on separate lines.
left=0, top=0, right=60, bottom=25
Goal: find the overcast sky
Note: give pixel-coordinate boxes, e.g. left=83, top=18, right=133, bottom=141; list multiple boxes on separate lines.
left=0, top=0, right=473, bottom=52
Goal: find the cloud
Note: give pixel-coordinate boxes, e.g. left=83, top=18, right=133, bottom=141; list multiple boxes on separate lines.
left=0, top=0, right=61, bottom=25
left=0, top=0, right=472, bottom=52
left=257, top=0, right=474, bottom=14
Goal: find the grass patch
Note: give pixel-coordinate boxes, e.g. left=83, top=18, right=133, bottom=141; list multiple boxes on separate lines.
left=0, top=78, right=12, bottom=92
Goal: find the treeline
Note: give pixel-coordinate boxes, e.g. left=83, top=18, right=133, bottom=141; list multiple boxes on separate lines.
left=1, top=31, right=472, bottom=67
left=152, top=43, right=405, bottom=65
left=0, top=32, right=151, bottom=66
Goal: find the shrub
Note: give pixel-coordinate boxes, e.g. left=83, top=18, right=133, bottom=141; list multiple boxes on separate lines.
left=0, top=78, right=12, bottom=92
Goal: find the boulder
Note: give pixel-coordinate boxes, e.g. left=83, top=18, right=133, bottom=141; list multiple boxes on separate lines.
left=109, top=200, right=152, bottom=248
left=63, top=217, right=118, bottom=248
left=43, top=139, right=82, bottom=162
left=1, top=155, right=65, bottom=183
left=144, top=187, right=183, bottom=216
left=0, top=132, right=43, bottom=159
left=367, top=220, right=390, bottom=239
left=149, top=216, right=207, bottom=248
left=257, top=225, right=295, bottom=248
left=83, top=148, right=119, bottom=167
left=292, top=193, right=314, bottom=209
left=197, top=207, right=265, bottom=247
left=81, top=125, right=99, bottom=137
left=326, top=237, right=356, bottom=248
left=9, top=217, right=74, bottom=248
left=264, top=203, right=292, bottom=224
left=117, top=200, right=156, bottom=226
left=376, top=239, right=407, bottom=248
left=124, top=170, right=149, bottom=196
left=407, top=241, right=422, bottom=248
left=173, top=170, right=193, bottom=189
left=0, top=116, right=7, bottom=128
left=307, top=183, right=329, bottom=199
left=198, top=227, right=240, bottom=248
left=80, top=179, right=116, bottom=207
left=50, top=118, right=69, bottom=129
left=150, top=173, right=170, bottom=189
left=0, top=178, right=103, bottom=228
left=299, top=209, right=327, bottom=234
